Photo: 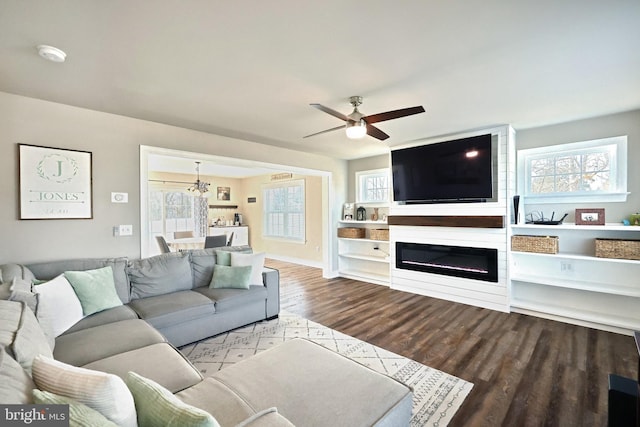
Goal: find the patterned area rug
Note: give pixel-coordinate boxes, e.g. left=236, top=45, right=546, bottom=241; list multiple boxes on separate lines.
left=180, top=311, right=473, bottom=427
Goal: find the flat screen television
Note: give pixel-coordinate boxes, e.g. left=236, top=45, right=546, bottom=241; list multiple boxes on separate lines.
left=391, top=133, right=497, bottom=204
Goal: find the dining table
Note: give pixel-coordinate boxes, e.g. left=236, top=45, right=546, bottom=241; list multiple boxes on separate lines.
left=166, top=236, right=205, bottom=251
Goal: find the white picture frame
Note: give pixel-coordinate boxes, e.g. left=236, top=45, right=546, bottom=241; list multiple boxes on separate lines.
left=19, top=144, right=93, bottom=219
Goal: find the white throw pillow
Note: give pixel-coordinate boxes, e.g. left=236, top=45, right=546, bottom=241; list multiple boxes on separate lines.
left=32, top=355, right=137, bottom=427
left=230, top=252, right=266, bottom=286
left=33, top=274, right=85, bottom=338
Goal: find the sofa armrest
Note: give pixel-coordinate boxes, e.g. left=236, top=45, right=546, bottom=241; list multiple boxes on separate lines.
left=261, top=268, right=279, bottom=318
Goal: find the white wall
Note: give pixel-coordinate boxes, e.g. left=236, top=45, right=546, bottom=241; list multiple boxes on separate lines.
left=0, top=92, right=347, bottom=265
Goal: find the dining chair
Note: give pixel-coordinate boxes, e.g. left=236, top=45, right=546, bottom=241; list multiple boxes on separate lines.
left=204, top=235, right=227, bottom=249
left=155, top=236, right=171, bottom=253
left=174, top=230, right=194, bottom=239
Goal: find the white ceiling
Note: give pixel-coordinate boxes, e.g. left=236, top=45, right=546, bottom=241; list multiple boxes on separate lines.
left=1, top=1, right=639, bottom=160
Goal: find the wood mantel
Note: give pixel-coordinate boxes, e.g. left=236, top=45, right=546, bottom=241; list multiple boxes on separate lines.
left=387, top=215, right=505, bottom=229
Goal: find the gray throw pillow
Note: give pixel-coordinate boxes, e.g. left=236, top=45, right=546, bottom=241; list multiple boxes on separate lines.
left=12, top=301, right=54, bottom=373
left=0, top=347, right=35, bottom=404
left=8, top=277, right=38, bottom=313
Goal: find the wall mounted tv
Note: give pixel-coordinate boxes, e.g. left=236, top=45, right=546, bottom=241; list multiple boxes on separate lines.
left=391, top=133, right=497, bottom=204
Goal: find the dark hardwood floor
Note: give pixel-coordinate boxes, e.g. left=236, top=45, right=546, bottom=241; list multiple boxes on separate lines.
left=265, top=259, right=637, bottom=427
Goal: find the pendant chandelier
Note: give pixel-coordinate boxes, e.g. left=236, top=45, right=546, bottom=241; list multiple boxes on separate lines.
left=187, top=161, right=210, bottom=196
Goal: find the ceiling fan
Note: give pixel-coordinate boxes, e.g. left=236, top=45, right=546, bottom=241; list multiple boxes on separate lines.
left=304, top=96, right=425, bottom=141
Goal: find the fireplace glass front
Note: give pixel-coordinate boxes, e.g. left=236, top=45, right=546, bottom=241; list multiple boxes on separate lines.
left=396, top=242, right=498, bottom=282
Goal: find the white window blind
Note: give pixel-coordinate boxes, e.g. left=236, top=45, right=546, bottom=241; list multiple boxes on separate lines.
left=263, top=179, right=305, bottom=242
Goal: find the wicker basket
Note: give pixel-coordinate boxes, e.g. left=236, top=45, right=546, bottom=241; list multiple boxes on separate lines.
left=337, top=227, right=366, bottom=238
left=511, top=235, right=559, bottom=254
left=369, top=229, right=389, bottom=241
left=595, top=238, right=640, bottom=260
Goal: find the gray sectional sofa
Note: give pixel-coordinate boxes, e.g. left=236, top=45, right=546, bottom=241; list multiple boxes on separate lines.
left=0, top=247, right=413, bottom=426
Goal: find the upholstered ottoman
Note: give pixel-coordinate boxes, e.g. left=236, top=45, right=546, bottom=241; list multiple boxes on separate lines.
left=177, top=338, right=413, bottom=426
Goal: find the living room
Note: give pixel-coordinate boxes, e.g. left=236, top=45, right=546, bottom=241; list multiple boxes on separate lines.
left=1, top=1, right=639, bottom=426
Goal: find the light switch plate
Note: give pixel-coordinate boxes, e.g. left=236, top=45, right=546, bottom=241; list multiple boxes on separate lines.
left=111, top=192, right=128, bottom=203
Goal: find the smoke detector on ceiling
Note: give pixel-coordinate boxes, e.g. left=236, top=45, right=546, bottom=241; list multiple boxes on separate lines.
left=37, top=45, right=66, bottom=63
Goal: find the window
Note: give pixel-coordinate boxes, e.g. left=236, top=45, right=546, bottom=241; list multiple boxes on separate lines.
left=518, top=136, right=628, bottom=203
left=263, top=179, right=305, bottom=242
left=356, top=168, right=390, bottom=204
left=149, top=190, right=196, bottom=237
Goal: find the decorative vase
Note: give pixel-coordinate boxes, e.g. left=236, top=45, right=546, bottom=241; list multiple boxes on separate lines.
left=372, top=208, right=379, bottom=221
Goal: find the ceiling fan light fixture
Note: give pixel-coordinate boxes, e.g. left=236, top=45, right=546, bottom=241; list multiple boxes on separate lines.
left=345, top=119, right=367, bottom=139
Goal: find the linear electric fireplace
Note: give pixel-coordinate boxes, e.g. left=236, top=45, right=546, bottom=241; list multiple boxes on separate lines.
left=396, top=242, right=498, bottom=283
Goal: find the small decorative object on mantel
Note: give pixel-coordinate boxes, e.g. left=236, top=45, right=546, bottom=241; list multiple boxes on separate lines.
left=356, top=206, right=366, bottom=221
left=629, top=213, right=640, bottom=226
left=575, top=208, right=605, bottom=225
left=343, top=203, right=354, bottom=220
left=371, top=208, right=379, bottom=221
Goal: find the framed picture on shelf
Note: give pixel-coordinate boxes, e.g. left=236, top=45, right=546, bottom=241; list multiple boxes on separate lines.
left=19, top=144, right=93, bottom=220
left=343, top=203, right=354, bottom=220
left=575, top=208, right=605, bottom=225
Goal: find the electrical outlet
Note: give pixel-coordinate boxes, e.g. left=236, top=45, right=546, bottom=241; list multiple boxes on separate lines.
left=560, top=262, right=574, bottom=272
left=118, top=225, right=133, bottom=236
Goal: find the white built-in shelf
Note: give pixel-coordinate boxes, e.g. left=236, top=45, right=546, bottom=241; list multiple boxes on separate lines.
left=339, top=253, right=390, bottom=263
left=510, top=251, right=640, bottom=264
left=510, top=273, right=640, bottom=298
left=339, top=269, right=389, bottom=286
left=338, top=237, right=390, bottom=243
left=339, top=220, right=388, bottom=225
left=510, top=299, right=640, bottom=332
left=512, top=223, right=640, bottom=232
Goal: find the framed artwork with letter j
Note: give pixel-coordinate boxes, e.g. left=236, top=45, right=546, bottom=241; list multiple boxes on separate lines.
left=19, top=144, right=93, bottom=219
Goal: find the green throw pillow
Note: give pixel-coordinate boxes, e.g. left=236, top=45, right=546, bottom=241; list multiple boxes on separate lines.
left=214, top=250, right=232, bottom=266
left=64, top=267, right=123, bottom=316
left=125, top=372, right=220, bottom=427
left=209, top=265, right=252, bottom=289
left=33, top=389, right=118, bottom=427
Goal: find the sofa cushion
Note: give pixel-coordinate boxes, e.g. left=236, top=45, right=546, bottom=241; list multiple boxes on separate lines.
left=127, top=252, right=192, bottom=300
left=231, top=252, right=266, bottom=286
left=32, top=355, right=137, bottom=427
left=27, top=258, right=130, bottom=304
left=236, top=408, right=295, bottom=427
left=63, top=305, right=139, bottom=335
left=83, top=343, right=203, bottom=393
left=194, top=285, right=267, bottom=312
left=0, top=347, right=35, bottom=404
left=176, top=377, right=256, bottom=427
left=32, top=389, right=118, bottom=427
left=0, top=263, right=36, bottom=285
left=210, top=265, right=252, bottom=290
left=210, top=338, right=412, bottom=427
left=33, top=274, right=85, bottom=339
left=0, top=299, right=22, bottom=350
left=127, top=290, right=215, bottom=330
left=125, top=371, right=220, bottom=427
left=213, top=250, right=232, bottom=266
left=12, top=301, right=53, bottom=374
left=54, top=319, right=166, bottom=366
left=8, top=277, right=38, bottom=313
left=65, top=266, right=123, bottom=315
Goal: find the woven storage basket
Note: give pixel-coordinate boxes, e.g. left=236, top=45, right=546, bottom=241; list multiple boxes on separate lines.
left=511, top=235, right=559, bottom=254
left=337, top=227, right=366, bottom=238
left=595, top=238, right=640, bottom=260
left=369, top=229, right=389, bottom=241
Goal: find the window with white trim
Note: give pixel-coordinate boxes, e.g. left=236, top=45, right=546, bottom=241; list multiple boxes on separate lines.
left=517, top=136, right=628, bottom=204
left=356, top=168, right=390, bottom=204
left=263, top=179, right=305, bottom=242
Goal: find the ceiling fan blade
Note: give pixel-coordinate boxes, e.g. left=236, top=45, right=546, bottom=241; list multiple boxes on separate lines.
left=364, top=106, right=425, bottom=124
left=303, top=125, right=344, bottom=138
left=366, top=124, right=390, bottom=141
left=310, top=103, right=349, bottom=122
